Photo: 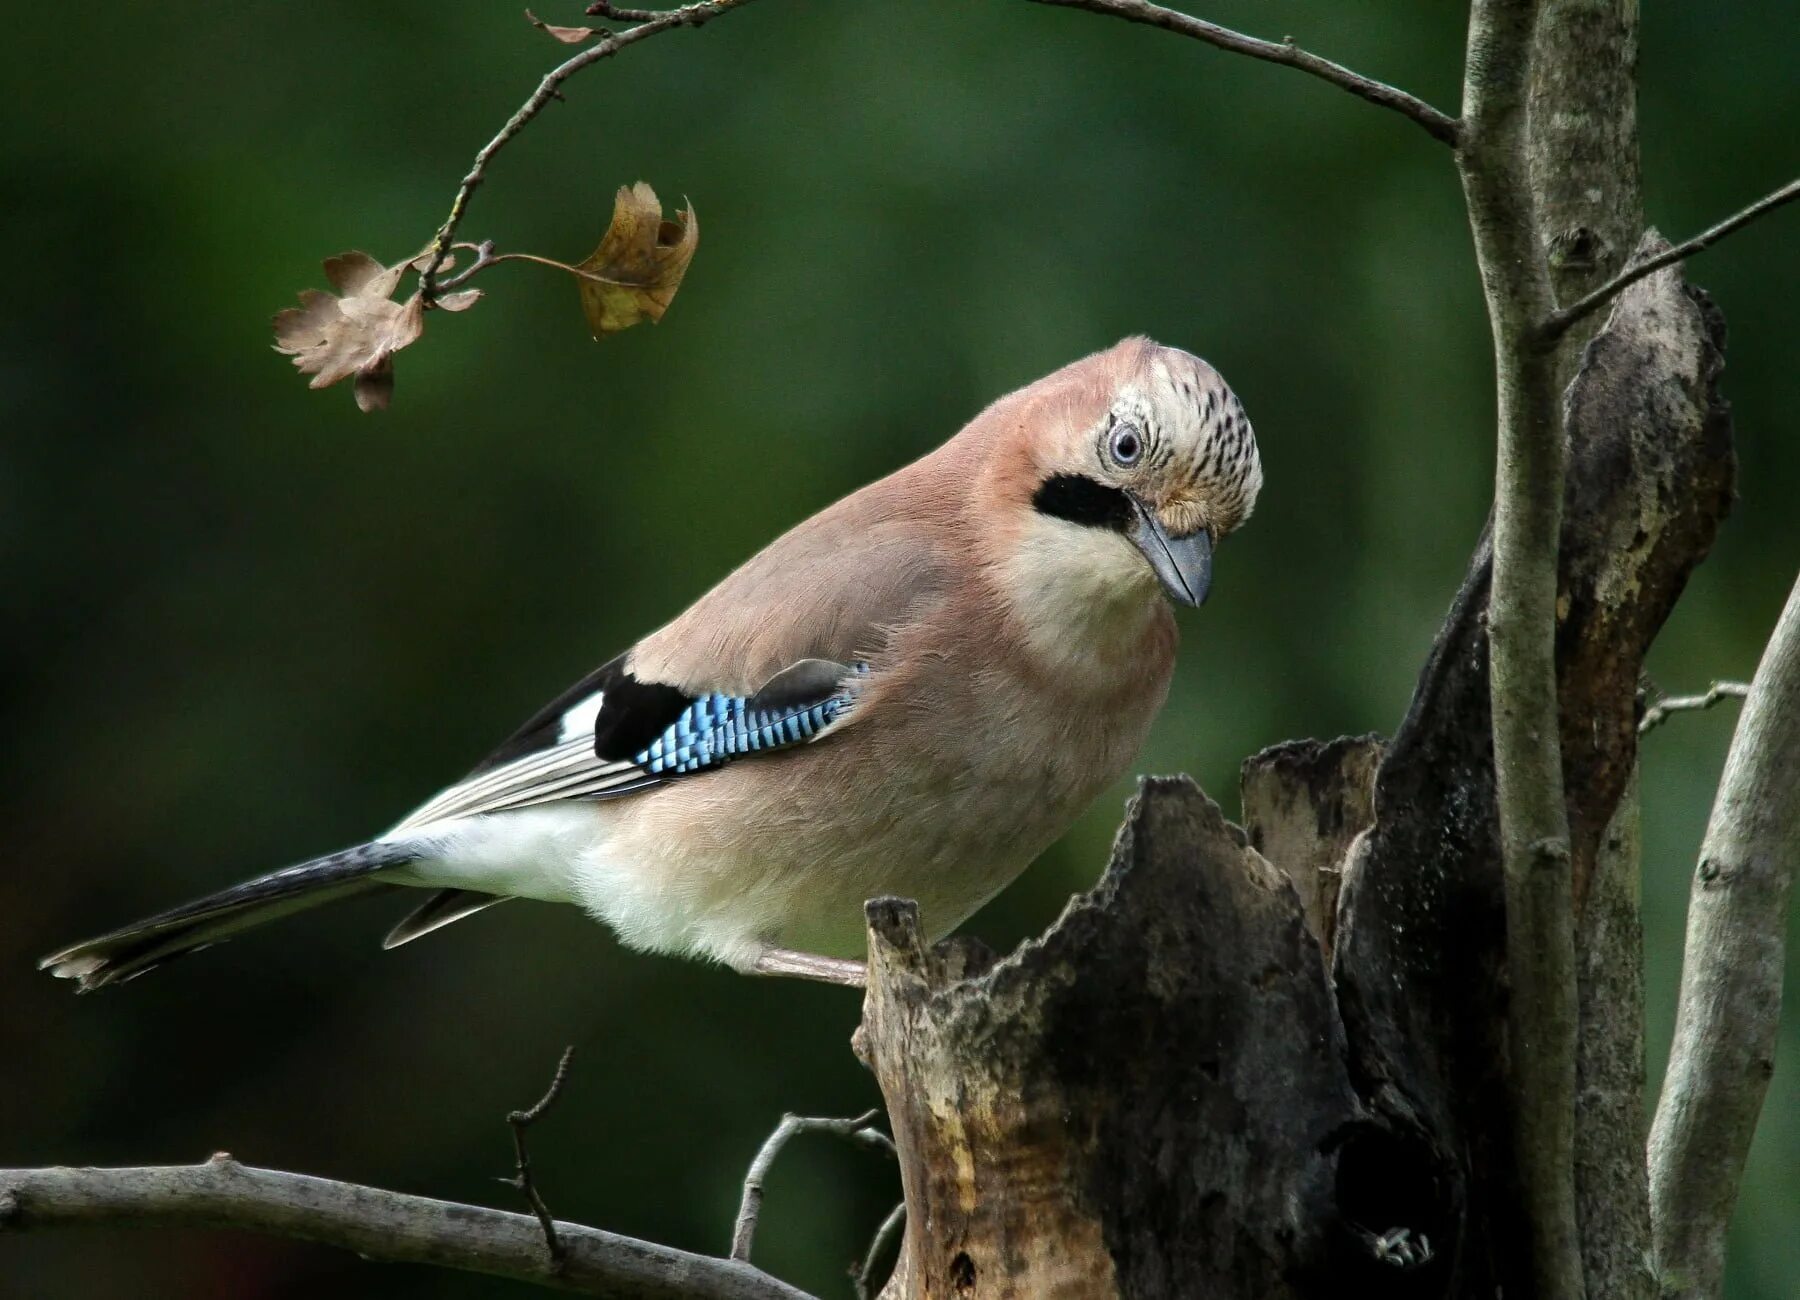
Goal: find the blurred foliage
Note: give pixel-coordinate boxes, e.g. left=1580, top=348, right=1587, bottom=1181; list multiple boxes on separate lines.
left=2, top=2, right=1796, bottom=1297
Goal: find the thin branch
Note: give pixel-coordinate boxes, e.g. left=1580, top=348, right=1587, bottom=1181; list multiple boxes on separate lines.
left=587, top=3, right=665, bottom=20
left=0, top=1155, right=815, bottom=1300
left=1028, top=0, right=1459, bottom=146
left=417, top=0, right=757, bottom=295
left=436, top=239, right=498, bottom=292
left=730, top=1110, right=894, bottom=1263
left=1458, top=1, right=1583, bottom=1296
left=1650, top=572, right=1800, bottom=1298
left=1541, top=177, right=1800, bottom=342
left=506, top=1045, right=578, bottom=1264
left=1639, top=681, right=1751, bottom=736
left=850, top=1201, right=906, bottom=1300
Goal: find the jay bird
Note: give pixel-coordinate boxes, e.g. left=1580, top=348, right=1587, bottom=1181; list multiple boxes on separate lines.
left=43, top=337, right=1261, bottom=990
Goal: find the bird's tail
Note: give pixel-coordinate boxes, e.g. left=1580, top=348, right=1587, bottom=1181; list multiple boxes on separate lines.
left=39, top=841, right=422, bottom=992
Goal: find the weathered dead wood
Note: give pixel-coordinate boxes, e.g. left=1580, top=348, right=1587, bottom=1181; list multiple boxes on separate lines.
left=1331, top=243, right=1734, bottom=1297
left=858, top=778, right=1412, bottom=1300
left=1241, top=736, right=1383, bottom=955
left=1554, top=236, right=1736, bottom=908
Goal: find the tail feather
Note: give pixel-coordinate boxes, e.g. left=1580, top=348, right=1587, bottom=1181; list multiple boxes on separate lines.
left=382, top=888, right=510, bottom=949
left=40, top=841, right=421, bottom=992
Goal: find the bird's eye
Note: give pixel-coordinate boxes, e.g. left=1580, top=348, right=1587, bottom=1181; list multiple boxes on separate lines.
left=1109, top=421, right=1143, bottom=466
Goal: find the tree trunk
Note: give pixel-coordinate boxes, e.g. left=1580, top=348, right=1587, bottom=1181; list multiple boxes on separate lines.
left=855, top=187, right=1734, bottom=1300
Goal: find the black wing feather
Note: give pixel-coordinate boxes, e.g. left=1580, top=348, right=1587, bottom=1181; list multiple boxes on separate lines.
left=469, top=653, right=694, bottom=776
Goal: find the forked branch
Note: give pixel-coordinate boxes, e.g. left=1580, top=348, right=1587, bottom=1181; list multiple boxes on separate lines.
left=1029, top=0, right=1459, bottom=145
left=507, top=1045, right=579, bottom=1263
left=418, top=0, right=758, bottom=294
left=1639, top=682, right=1750, bottom=735
left=1541, top=177, right=1800, bottom=342
left=0, top=1155, right=815, bottom=1300
left=730, top=1110, right=894, bottom=1263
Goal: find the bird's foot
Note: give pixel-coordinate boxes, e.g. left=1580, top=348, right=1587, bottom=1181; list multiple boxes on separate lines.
left=746, top=948, right=867, bottom=988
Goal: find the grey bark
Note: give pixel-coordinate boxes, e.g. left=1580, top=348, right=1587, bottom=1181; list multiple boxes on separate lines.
left=1575, top=770, right=1656, bottom=1300
left=1527, top=0, right=1644, bottom=323
left=1650, top=572, right=1800, bottom=1299
left=0, top=1156, right=813, bottom=1300
left=1459, top=3, right=1582, bottom=1289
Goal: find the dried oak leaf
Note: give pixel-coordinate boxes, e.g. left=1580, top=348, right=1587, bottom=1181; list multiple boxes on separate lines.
left=525, top=9, right=603, bottom=43
left=273, top=252, right=426, bottom=412
left=576, top=183, right=698, bottom=340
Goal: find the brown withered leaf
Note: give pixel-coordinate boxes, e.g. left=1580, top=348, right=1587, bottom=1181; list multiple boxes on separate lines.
left=525, top=10, right=603, bottom=43
left=272, top=252, right=426, bottom=412
left=575, top=183, right=698, bottom=340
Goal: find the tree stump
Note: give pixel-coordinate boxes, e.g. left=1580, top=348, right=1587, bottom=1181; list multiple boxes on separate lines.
left=855, top=246, right=1733, bottom=1300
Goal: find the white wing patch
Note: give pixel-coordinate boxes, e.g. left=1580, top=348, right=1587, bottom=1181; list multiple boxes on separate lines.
left=558, top=690, right=605, bottom=742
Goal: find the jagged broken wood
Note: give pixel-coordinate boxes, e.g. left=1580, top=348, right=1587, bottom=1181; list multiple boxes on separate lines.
left=856, top=779, right=1389, bottom=1298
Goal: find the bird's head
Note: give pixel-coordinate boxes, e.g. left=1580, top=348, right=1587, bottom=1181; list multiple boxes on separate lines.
left=996, top=337, right=1261, bottom=610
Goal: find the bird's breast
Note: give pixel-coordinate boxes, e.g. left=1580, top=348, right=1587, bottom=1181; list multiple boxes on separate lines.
left=581, top=612, right=1173, bottom=963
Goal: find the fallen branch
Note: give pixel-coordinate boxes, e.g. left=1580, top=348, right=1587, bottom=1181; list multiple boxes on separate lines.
left=1639, top=681, right=1750, bottom=735
left=730, top=1110, right=894, bottom=1263
left=0, top=1154, right=815, bottom=1300
left=1029, top=0, right=1459, bottom=145
left=1540, top=176, right=1800, bottom=342
left=1649, top=572, right=1800, bottom=1298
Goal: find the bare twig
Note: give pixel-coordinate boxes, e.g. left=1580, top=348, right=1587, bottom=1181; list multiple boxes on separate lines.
left=418, top=0, right=757, bottom=296
left=1541, top=177, right=1800, bottom=342
left=1650, top=573, right=1800, bottom=1298
left=850, top=1201, right=906, bottom=1300
left=730, top=1110, right=894, bottom=1263
left=588, top=2, right=664, bottom=19
left=436, top=239, right=498, bottom=292
left=1639, top=681, right=1751, bottom=735
left=507, top=1045, right=577, bottom=1263
left=1457, top=2, right=1582, bottom=1296
left=1029, top=0, right=1459, bottom=145
left=0, top=1155, right=815, bottom=1300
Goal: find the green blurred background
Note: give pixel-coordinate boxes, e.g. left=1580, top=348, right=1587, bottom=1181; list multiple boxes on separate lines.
left=4, top=2, right=1795, bottom=1296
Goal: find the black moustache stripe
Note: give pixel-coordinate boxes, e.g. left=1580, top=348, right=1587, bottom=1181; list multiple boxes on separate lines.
left=1032, top=473, right=1133, bottom=532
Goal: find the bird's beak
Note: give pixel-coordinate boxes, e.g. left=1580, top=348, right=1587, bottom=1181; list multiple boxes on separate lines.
left=1129, top=497, right=1213, bottom=607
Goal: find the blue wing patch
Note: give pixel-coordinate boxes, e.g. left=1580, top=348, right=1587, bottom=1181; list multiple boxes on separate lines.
left=635, top=662, right=868, bottom=776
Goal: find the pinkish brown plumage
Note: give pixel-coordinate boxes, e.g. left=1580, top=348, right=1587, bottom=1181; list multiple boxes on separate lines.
left=44, top=338, right=1261, bottom=991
